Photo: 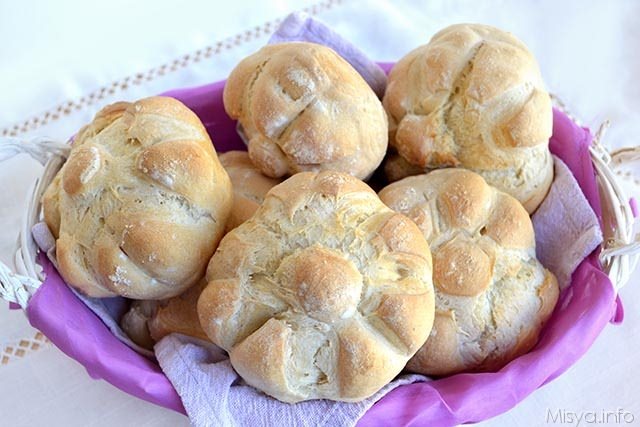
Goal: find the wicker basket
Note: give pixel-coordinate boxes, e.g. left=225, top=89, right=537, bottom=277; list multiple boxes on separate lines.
left=0, top=94, right=639, bottom=425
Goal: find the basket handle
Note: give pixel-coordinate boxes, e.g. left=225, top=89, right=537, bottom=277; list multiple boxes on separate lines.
left=588, top=121, right=640, bottom=289
left=0, top=136, right=70, bottom=165
left=0, top=262, right=41, bottom=309
left=0, top=136, right=69, bottom=308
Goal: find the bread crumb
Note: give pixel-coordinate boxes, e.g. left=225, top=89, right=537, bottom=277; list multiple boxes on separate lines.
left=109, top=266, right=131, bottom=287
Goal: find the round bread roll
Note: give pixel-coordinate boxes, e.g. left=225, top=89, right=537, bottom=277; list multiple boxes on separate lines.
left=379, top=169, right=559, bottom=375
left=198, top=171, right=434, bottom=402
left=121, top=279, right=209, bottom=350
left=223, top=42, right=388, bottom=180
left=219, top=151, right=282, bottom=230
left=43, top=97, right=233, bottom=299
left=120, top=300, right=158, bottom=350
left=383, top=152, right=425, bottom=183
left=383, top=24, right=553, bottom=213
left=148, top=279, right=209, bottom=342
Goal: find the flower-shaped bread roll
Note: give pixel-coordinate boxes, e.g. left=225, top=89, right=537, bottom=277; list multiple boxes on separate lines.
left=383, top=24, right=553, bottom=213
left=223, top=42, right=388, bottom=180
left=198, top=171, right=434, bottom=402
left=43, top=97, right=232, bottom=299
left=379, top=169, right=559, bottom=375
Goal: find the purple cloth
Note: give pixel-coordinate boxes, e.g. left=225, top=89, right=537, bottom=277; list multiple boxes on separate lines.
left=268, top=12, right=387, bottom=98
left=630, top=198, right=638, bottom=217
left=27, top=254, right=185, bottom=413
left=24, top=73, right=617, bottom=426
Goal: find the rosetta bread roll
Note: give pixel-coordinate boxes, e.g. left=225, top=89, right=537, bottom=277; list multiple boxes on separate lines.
left=121, top=279, right=209, bottom=349
left=219, top=151, right=282, bottom=231
left=379, top=169, right=558, bottom=375
left=223, top=42, right=388, bottom=180
left=198, top=171, right=434, bottom=402
left=119, top=300, right=158, bottom=350
left=43, top=97, right=232, bottom=299
left=383, top=24, right=553, bottom=213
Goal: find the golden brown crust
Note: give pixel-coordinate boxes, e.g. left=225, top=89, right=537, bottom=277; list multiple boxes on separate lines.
left=223, top=42, right=388, bottom=180
left=198, top=171, right=434, bottom=402
left=537, top=271, right=560, bottom=322
left=120, top=300, right=158, bottom=350
left=42, top=96, right=233, bottom=299
left=379, top=169, right=559, bottom=375
left=375, top=292, right=434, bottom=353
left=383, top=153, right=426, bottom=183
left=42, top=175, right=62, bottom=237
left=377, top=213, right=432, bottom=258
left=120, top=281, right=213, bottom=350
left=336, top=319, right=405, bottom=400
left=147, top=279, right=210, bottom=342
left=219, top=151, right=282, bottom=230
left=405, top=311, right=465, bottom=375
left=433, top=238, right=492, bottom=297
left=382, top=24, right=553, bottom=213
left=229, top=318, right=292, bottom=399
left=484, top=194, right=535, bottom=249
left=436, top=170, right=492, bottom=229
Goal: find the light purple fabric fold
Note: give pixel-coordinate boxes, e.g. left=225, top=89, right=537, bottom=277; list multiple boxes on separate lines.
left=31, top=222, right=55, bottom=253
left=532, top=156, right=603, bottom=289
left=156, top=334, right=426, bottom=427
left=268, top=12, right=387, bottom=98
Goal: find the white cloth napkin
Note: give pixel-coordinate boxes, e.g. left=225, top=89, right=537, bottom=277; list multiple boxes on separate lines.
left=155, top=334, right=426, bottom=427
left=532, top=156, right=603, bottom=289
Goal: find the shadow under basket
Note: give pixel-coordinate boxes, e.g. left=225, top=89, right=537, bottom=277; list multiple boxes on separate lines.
left=1, top=66, right=639, bottom=426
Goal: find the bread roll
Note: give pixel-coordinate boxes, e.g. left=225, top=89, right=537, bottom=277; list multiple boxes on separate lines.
left=383, top=152, right=425, bottom=183
left=383, top=24, right=553, bottom=213
left=43, top=97, right=233, bottom=299
left=198, top=171, right=434, bottom=402
left=148, top=278, right=209, bottom=342
left=223, top=42, right=388, bottom=180
left=120, top=300, right=158, bottom=350
left=379, top=169, right=558, bottom=375
left=121, top=279, right=209, bottom=349
left=219, top=151, right=282, bottom=230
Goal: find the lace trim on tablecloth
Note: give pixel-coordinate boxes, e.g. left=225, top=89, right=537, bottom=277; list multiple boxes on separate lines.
left=1, top=332, right=51, bottom=366
left=0, top=0, right=343, bottom=138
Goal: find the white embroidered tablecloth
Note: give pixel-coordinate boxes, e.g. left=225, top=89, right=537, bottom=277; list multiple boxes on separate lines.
left=1, top=0, right=639, bottom=425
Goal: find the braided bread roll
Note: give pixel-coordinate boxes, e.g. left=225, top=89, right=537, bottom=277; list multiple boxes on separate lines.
left=223, top=42, right=388, bottom=180
left=219, top=151, right=282, bottom=231
left=198, top=171, right=434, bottom=402
left=43, top=97, right=232, bottom=299
left=379, top=169, right=558, bottom=375
left=383, top=24, right=553, bottom=213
